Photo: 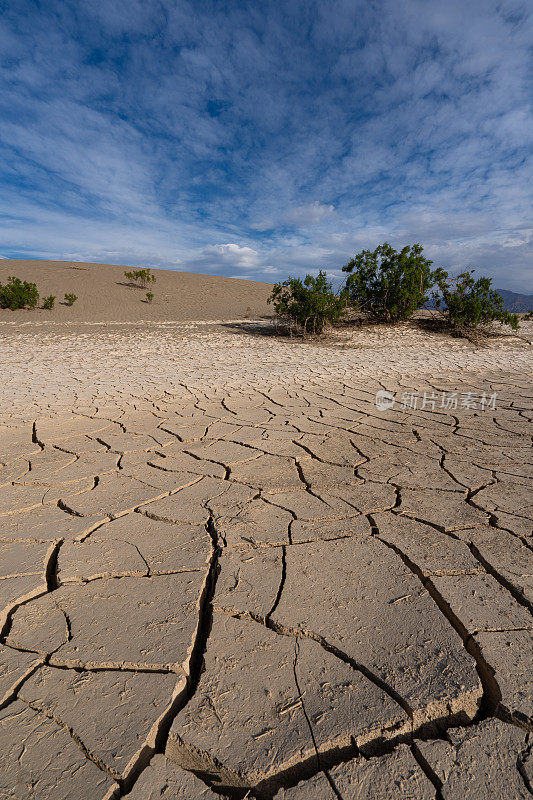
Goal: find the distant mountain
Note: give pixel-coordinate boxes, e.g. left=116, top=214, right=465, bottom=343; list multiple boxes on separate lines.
left=422, top=287, right=533, bottom=312
left=498, top=289, right=533, bottom=312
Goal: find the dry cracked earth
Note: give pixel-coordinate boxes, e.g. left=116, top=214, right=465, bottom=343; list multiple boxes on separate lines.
left=0, top=320, right=532, bottom=799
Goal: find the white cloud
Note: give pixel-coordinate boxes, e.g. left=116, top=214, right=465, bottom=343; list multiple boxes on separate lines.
left=201, top=243, right=260, bottom=269
left=0, top=0, right=531, bottom=291
left=500, top=229, right=533, bottom=249
left=286, top=202, right=336, bottom=226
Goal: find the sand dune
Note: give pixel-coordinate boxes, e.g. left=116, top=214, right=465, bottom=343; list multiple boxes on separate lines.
left=0, top=260, right=274, bottom=322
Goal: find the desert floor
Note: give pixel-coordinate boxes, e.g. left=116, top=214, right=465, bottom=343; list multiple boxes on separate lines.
left=0, top=273, right=532, bottom=799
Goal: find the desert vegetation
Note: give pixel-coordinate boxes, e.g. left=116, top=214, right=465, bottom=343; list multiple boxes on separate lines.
left=0, top=275, right=81, bottom=311
left=146, top=291, right=154, bottom=303
left=432, top=270, right=519, bottom=332
left=0, top=276, right=39, bottom=309
left=341, top=242, right=444, bottom=322
left=124, top=268, right=156, bottom=288
left=268, top=270, right=345, bottom=334
left=268, top=242, right=520, bottom=337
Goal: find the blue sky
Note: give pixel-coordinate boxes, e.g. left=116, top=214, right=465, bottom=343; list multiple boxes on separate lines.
left=0, top=0, right=532, bottom=291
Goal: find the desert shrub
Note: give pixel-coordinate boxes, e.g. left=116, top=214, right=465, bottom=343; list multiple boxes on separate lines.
left=64, top=293, right=77, bottom=306
left=124, top=268, right=156, bottom=288
left=523, top=310, right=533, bottom=321
left=342, top=242, right=445, bottom=321
left=433, top=271, right=519, bottom=332
left=145, top=291, right=154, bottom=303
left=0, top=276, right=39, bottom=310
left=43, top=295, right=55, bottom=309
left=268, top=270, right=345, bottom=334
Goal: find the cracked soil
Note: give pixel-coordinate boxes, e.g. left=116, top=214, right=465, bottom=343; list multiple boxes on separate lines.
left=0, top=317, right=531, bottom=799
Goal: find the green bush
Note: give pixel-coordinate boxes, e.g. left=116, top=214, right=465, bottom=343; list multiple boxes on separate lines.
left=0, top=276, right=39, bottom=310
left=124, top=268, right=156, bottom=288
left=64, top=293, right=77, bottom=306
left=268, top=270, right=345, bottom=334
left=342, top=242, right=445, bottom=321
left=145, top=291, right=154, bottom=303
left=433, top=271, right=519, bottom=332
left=43, top=295, right=55, bottom=309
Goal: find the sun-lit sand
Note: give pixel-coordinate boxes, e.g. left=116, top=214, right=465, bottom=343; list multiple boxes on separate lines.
left=0, top=260, right=273, bottom=323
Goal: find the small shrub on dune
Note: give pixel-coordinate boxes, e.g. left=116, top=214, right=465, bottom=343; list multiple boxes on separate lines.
left=0, top=276, right=39, bottom=310
left=43, top=295, right=55, bottom=309
left=124, top=268, right=156, bottom=288
left=433, top=271, right=519, bottom=332
left=64, top=293, right=77, bottom=306
left=145, top=291, right=154, bottom=303
left=268, top=270, right=345, bottom=335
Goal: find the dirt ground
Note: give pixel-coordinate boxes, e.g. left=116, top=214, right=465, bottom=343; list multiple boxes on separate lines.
left=0, top=272, right=531, bottom=799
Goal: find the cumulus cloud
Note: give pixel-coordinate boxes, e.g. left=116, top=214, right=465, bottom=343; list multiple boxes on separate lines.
left=201, top=244, right=261, bottom=269
left=184, top=243, right=280, bottom=280
left=0, top=0, right=531, bottom=291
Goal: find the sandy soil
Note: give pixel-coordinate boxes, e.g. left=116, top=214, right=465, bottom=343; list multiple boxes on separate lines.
left=0, top=312, right=531, bottom=415
left=0, top=266, right=532, bottom=800
left=0, top=260, right=273, bottom=322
